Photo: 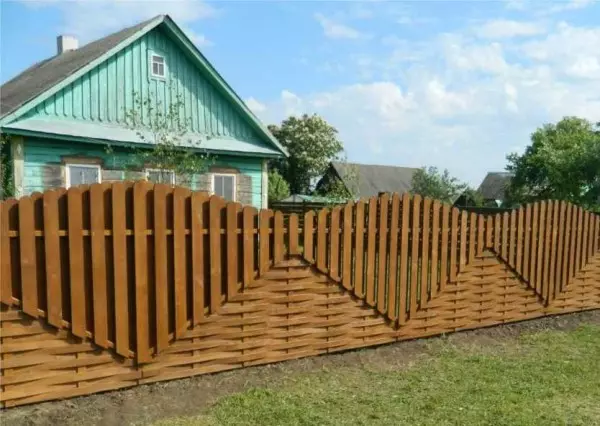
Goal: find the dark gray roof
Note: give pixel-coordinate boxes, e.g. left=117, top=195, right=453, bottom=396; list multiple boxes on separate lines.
left=477, top=172, right=513, bottom=201
left=331, top=161, right=419, bottom=198
left=0, top=16, right=158, bottom=119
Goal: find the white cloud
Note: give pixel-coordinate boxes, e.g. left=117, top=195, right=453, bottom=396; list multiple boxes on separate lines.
left=314, top=13, right=366, bottom=40
left=245, top=97, right=266, bottom=114
left=23, top=0, right=217, bottom=45
left=545, top=0, right=596, bottom=14
left=474, top=19, right=546, bottom=39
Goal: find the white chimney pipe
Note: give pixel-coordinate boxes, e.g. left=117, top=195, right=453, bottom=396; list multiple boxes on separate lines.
left=56, top=35, right=79, bottom=55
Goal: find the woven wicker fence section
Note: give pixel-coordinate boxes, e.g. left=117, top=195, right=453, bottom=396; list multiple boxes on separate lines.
left=1, top=181, right=599, bottom=408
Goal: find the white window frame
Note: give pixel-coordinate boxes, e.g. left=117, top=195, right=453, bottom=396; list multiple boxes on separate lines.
left=150, top=53, right=166, bottom=79
left=65, top=163, right=102, bottom=189
left=211, top=173, right=237, bottom=202
left=145, top=168, right=175, bottom=185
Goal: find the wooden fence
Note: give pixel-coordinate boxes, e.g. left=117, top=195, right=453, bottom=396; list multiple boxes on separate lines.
left=1, top=181, right=599, bottom=408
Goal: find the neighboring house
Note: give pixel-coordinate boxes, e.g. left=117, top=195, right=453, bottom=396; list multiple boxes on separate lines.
left=315, top=161, right=419, bottom=199
left=0, top=14, right=286, bottom=208
left=477, top=172, right=513, bottom=207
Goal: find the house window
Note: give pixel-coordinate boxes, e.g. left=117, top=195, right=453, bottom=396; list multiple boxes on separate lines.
left=66, top=164, right=101, bottom=188
left=146, top=168, right=175, bottom=185
left=151, top=54, right=166, bottom=78
left=212, top=174, right=236, bottom=201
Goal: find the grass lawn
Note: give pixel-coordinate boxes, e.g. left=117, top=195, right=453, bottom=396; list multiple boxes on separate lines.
left=154, top=324, right=600, bottom=426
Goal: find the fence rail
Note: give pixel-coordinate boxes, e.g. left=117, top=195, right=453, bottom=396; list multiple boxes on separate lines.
left=1, top=181, right=599, bottom=408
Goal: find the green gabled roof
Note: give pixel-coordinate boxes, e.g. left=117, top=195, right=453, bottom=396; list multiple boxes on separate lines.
left=0, top=14, right=287, bottom=157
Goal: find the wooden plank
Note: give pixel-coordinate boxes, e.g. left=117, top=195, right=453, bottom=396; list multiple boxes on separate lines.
left=377, top=194, right=389, bottom=312
left=330, top=207, right=341, bottom=281
left=153, top=184, right=169, bottom=351
left=210, top=196, right=224, bottom=313
left=516, top=207, right=524, bottom=272
left=0, top=199, right=16, bottom=305
left=554, top=201, right=566, bottom=299
left=191, top=191, right=206, bottom=325
left=587, top=210, right=595, bottom=261
left=494, top=213, right=501, bottom=254
left=485, top=213, right=493, bottom=247
left=398, top=194, right=410, bottom=324
left=387, top=194, right=400, bottom=320
left=133, top=182, right=151, bottom=363
left=67, top=188, right=86, bottom=337
left=468, top=212, right=476, bottom=263
left=523, top=204, right=531, bottom=282
left=593, top=208, right=599, bottom=255
left=173, top=187, right=188, bottom=337
left=43, top=190, right=62, bottom=328
left=449, top=208, right=459, bottom=282
left=353, top=201, right=365, bottom=298
left=303, top=211, right=315, bottom=263
left=430, top=201, right=440, bottom=298
left=439, top=203, right=449, bottom=292
left=535, top=202, right=546, bottom=295
left=581, top=210, right=590, bottom=268
left=542, top=201, right=552, bottom=301
left=409, top=195, right=421, bottom=317
left=575, top=206, right=584, bottom=278
left=420, top=198, right=431, bottom=308
left=530, top=203, right=539, bottom=289
left=341, top=203, right=353, bottom=291
left=242, top=207, right=256, bottom=287
left=227, top=203, right=240, bottom=297
left=459, top=211, right=468, bottom=271
left=501, top=212, right=509, bottom=262
left=477, top=212, right=484, bottom=257
left=365, top=197, right=378, bottom=306
left=90, top=184, right=109, bottom=348
left=18, top=196, right=38, bottom=317
left=112, top=182, right=130, bottom=357
left=288, top=213, right=299, bottom=257
left=568, top=205, right=578, bottom=281
left=548, top=201, right=558, bottom=301
left=316, top=209, right=328, bottom=273
left=508, top=210, right=516, bottom=267
left=561, top=203, right=572, bottom=291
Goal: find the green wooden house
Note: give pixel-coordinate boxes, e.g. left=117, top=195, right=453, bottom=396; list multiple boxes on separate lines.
left=0, top=14, right=286, bottom=208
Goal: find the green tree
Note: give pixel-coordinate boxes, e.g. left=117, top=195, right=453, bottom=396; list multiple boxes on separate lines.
left=0, top=133, right=14, bottom=199
left=269, top=114, right=344, bottom=194
left=268, top=169, right=290, bottom=203
left=506, top=116, right=600, bottom=210
left=411, top=166, right=480, bottom=205
left=108, top=92, right=213, bottom=186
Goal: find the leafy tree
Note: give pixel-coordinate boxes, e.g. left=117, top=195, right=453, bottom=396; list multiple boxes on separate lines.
left=107, top=92, right=213, bottom=186
left=506, top=116, right=600, bottom=210
left=268, top=169, right=290, bottom=203
left=0, top=133, right=14, bottom=199
left=269, top=114, right=343, bottom=194
left=411, top=166, right=480, bottom=205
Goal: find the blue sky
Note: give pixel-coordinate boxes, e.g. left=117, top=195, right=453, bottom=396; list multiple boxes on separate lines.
left=2, top=0, right=600, bottom=186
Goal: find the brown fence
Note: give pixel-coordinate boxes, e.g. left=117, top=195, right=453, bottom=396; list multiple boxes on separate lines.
left=1, top=181, right=599, bottom=408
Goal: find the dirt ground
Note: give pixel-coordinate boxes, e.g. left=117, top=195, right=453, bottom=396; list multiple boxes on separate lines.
left=2, top=310, right=599, bottom=426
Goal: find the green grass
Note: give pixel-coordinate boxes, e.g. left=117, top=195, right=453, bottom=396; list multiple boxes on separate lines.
left=155, top=325, right=600, bottom=426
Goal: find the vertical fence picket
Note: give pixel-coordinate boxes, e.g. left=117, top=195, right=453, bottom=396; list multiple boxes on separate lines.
left=243, top=207, right=256, bottom=286
left=477, top=213, right=484, bottom=257
left=409, top=195, right=421, bottom=317
left=459, top=211, right=468, bottom=272
left=439, top=204, right=449, bottom=292
left=377, top=194, right=389, bottom=312
left=509, top=210, right=516, bottom=267
left=582, top=210, right=590, bottom=268
left=288, top=212, right=299, bottom=257
left=303, top=211, right=315, bottom=264
left=523, top=204, right=531, bottom=282
left=18, top=196, right=38, bottom=317
left=133, top=182, right=151, bottom=363
left=330, top=207, right=341, bottom=281
left=468, top=212, right=476, bottom=263
left=228, top=203, right=241, bottom=296
left=67, top=188, right=86, bottom=338
left=174, top=187, right=189, bottom=336
left=365, top=197, right=378, bottom=305
left=43, top=190, right=62, bottom=327
left=494, top=213, right=501, bottom=254
left=354, top=201, right=365, bottom=298
left=561, top=203, right=572, bottom=291
left=0, top=200, right=15, bottom=305
left=548, top=202, right=559, bottom=300
left=554, top=201, right=566, bottom=299
left=542, top=202, right=553, bottom=301
left=592, top=210, right=598, bottom=255
left=191, top=192, right=207, bottom=325
left=430, top=201, right=440, bottom=298
left=398, top=194, right=410, bottom=324
left=90, top=184, right=109, bottom=348
left=530, top=203, right=539, bottom=289
left=501, top=212, right=509, bottom=262
left=341, top=203, right=353, bottom=291
left=590, top=211, right=597, bottom=257
left=317, top=209, right=328, bottom=273
left=273, top=210, right=284, bottom=264
left=535, top=202, right=546, bottom=296
left=112, top=183, right=130, bottom=357
left=486, top=216, right=494, bottom=249
left=420, top=198, right=431, bottom=307
left=569, top=205, right=578, bottom=281
left=449, top=208, right=459, bottom=282
left=516, top=207, right=524, bottom=272
left=210, top=197, right=224, bottom=313
left=154, top=184, right=169, bottom=350
left=387, top=194, right=400, bottom=320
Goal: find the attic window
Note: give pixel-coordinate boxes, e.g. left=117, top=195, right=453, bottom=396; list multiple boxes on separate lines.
left=151, top=54, right=166, bottom=78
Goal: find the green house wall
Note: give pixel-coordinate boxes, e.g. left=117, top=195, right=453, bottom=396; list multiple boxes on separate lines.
left=24, top=27, right=267, bottom=148
left=22, top=137, right=264, bottom=208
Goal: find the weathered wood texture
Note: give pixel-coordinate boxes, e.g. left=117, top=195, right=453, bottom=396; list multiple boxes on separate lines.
left=1, top=182, right=599, bottom=408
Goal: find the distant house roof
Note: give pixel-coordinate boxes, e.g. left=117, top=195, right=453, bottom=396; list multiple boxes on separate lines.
left=330, top=161, right=419, bottom=198
left=278, top=194, right=340, bottom=204
left=478, top=172, right=513, bottom=201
